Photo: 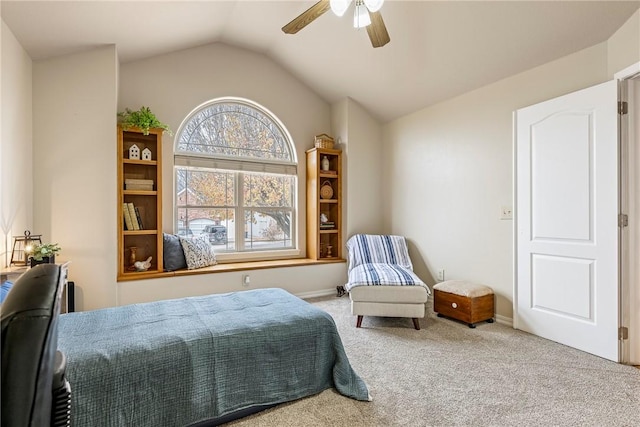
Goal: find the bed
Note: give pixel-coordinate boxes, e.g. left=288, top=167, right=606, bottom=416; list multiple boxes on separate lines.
left=57, top=288, right=370, bottom=426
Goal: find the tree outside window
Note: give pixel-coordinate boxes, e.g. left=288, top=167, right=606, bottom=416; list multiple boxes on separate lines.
left=174, top=98, right=297, bottom=256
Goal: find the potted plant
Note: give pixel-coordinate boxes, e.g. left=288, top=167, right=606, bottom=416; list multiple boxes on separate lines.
left=29, top=243, right=61, bottom=267
left=117, top=106, right=172, bottom=136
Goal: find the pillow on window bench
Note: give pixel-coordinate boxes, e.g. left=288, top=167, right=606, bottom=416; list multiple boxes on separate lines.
left=163, top=233, right=187, bottom=272
left=179, top=234, right=217, bottom=270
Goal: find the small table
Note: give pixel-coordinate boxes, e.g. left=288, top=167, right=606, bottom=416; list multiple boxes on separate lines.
left=0, top=266, right=28, bottom=282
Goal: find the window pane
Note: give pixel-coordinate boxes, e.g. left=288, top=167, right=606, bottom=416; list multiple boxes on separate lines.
left=244, top=172, right=293, bottom=208
left=179, top=208, right=236, bottom=251
left=244, top=209, right=292, bottom=250
left=180, top=169, right=234, bottom=207
left=177, top=102, right=292, bottom=162
left=174, top=98, right=297, bottom=259
left=176, top=208, right=191, bottom=237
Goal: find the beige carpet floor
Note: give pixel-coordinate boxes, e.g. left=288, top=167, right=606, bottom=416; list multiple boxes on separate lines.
left=228, top=295, right=640, bottom=426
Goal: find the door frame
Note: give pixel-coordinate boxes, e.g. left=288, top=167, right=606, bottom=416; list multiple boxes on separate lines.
left=512, top=80, right=619, bottom=361
left=512, top=62, right=640, bottom=364
left=615, top=62, right=640, bottom=365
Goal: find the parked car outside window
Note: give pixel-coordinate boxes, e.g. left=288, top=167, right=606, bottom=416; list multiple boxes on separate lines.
left=202, top=225, right=227, bottom=244
left=177, top=227, right=193, bottom=237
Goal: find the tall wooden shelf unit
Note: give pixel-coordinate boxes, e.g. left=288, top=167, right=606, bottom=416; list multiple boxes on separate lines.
left=306, top=147, right=342, bottom=260
left=117, top=126, right=163, bottom=280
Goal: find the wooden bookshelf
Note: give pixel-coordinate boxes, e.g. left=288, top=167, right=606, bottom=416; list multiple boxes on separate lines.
left=117, top=126, right=163, bottom=280
left=306, top=147, right=342, bottom=260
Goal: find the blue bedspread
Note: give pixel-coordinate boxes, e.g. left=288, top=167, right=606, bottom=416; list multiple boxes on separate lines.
left=58, top=288, right=369, bottom=426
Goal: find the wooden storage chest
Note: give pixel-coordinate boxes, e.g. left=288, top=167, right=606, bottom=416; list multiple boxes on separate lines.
left=433, top=280, right=494, bottom=328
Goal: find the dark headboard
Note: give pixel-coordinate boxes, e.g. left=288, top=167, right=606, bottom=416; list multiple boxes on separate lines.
left=1, top=264, right=66, bottom=426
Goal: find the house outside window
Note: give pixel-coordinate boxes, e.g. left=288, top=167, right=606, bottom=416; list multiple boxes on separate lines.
left=174, top=98, right=298, bottom=261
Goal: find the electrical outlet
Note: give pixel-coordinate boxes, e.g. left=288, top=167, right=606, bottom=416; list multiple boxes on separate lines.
left=242, top=274, right=250, bottom=287
left=500, top=205, right=513, bottom=220
left=437, top=269, right=445, bottom=282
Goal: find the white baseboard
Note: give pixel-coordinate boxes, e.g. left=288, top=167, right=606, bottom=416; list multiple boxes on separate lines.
left=298, top=290, right=516, bottom=328
left=495, top=313, right=513, bottom=327
left=296, top=288, right=337, bottom=299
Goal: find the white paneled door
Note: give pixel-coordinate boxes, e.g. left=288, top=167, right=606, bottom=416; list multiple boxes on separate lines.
left=515, top=80, right=619, bottom=362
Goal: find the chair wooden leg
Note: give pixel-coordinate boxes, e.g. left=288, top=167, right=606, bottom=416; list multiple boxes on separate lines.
left=412, top=318, right=420, bottom=330
left=356, top=315, right=363, bottom=328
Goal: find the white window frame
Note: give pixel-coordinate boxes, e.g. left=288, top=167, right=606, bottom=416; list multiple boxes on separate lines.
left=174, top=97, right=300, bottom=262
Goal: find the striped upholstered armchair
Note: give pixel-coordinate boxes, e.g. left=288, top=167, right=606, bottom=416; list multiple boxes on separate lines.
left=345, top=234, right=431, bottom=330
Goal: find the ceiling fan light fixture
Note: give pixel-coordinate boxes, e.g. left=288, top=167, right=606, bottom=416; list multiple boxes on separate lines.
left=363, top=0, right=384, bottom=13
left=330, top=0, right=352, bottom=17
left=353, top=0, right=371, bottom=28
left=282, top=0, right=389, bottom=48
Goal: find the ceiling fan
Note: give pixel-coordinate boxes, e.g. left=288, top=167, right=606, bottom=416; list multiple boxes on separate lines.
left=282, top=0, right=390, bottom=48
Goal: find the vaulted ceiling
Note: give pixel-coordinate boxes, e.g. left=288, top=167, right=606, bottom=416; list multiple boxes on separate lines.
left=2, top=1, right=639, bottom=122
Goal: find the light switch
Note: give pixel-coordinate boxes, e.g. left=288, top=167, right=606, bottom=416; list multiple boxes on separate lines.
left=500, top=206, right=513, bottom=220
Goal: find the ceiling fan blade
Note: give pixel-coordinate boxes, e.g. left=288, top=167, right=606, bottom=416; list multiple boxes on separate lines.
left=366, top=11, right=390, bottom=48
left=282, top=0, right=331, bottom=34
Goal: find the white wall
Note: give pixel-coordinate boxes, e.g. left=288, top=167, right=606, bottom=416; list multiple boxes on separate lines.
left=1, top=20, right=32, bottom=268
left=33, top=46, right=118, bottom=311
left=331, top=98, right=349, bottom=244
left=18, top=41, right=381, bottom=310
left=15, top=13, right=636, bottom=313
left=118, top=262, right=347, bottom=305
left=119, top=42, right=329, bottom=244
left=383, top=43, right=609, bottom=321
left=116, top=42, right=355, bottom=305
left=114, top=11, right=640, bottom=324
left=331, top=97, right=384, bottom=240
left=608, top=9, right=640, bottom=76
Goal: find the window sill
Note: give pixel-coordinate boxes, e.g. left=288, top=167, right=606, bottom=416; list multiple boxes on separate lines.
left=117, top=258, right=345, bottom=281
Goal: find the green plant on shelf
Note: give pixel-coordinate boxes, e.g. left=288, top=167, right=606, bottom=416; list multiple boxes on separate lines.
left=117, top=106, right=172, bottom=136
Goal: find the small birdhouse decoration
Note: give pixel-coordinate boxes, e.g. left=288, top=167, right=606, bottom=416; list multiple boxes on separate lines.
left=129, top=144, right=140, bottom=160
left=141, top=148, right=152, bottom=161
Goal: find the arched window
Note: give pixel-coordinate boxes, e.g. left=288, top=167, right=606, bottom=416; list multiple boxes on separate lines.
left=174, top=98, right=297, bottom=259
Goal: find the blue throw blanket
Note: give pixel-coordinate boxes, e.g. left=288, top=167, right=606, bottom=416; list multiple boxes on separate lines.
left=58, top=288, right=369, bottom=426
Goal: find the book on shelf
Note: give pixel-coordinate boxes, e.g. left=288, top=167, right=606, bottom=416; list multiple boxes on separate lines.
left=127, top=203, right=140, bottom=230
left=125, top=178, right=154, bottom=191
left=134, top=206, right=144, bottom=230
left=123, top=203, right=134, bottom=231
